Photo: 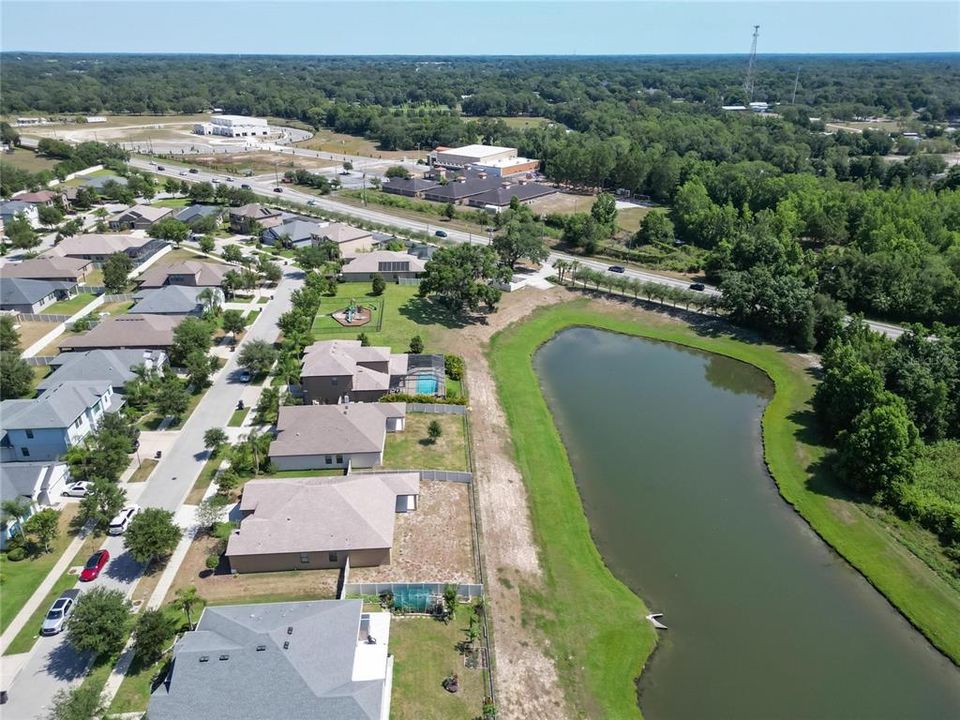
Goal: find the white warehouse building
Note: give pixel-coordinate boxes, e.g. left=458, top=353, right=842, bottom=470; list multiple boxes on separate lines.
left=193, top=115, right=270, bottom=138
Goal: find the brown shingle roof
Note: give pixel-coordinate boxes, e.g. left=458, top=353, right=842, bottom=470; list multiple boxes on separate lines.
left=58, top=314, right=181, bottom=350
left=269, top=403, right=406, bottom=458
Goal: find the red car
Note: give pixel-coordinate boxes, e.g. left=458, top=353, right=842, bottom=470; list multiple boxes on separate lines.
left=79, top=549, right=110, bottom=582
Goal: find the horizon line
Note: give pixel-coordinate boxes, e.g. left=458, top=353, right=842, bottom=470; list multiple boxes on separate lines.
left=3, top=50, right=958, bottom=58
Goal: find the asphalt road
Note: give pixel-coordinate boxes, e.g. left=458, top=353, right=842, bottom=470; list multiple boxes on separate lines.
left=128, top=158, right=904, bottom=340
left=2, top=267, right=303, bottom=720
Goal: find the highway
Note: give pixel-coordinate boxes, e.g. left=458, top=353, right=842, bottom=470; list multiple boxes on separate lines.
left=128, top=157, right=904, bottom=339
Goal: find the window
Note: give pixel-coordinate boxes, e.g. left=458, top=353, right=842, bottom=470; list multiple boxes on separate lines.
left=73, top=417, right=82, bottom=428
left=335, top=455, right=343, bottom=465
left=328, top=552, right=339, bottom=563
left=25, top=429, right=34, bottom=439
left=330, top=377, right=338, bottom=386
left=21, top=447, right=30, bottom=457
left=299, top=553, right=310, bottom=564
left=325, top=455, right=332, bottom=465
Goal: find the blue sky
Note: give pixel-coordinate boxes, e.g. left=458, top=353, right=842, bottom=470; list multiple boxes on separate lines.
left=2, top=1, right=957, bottom=55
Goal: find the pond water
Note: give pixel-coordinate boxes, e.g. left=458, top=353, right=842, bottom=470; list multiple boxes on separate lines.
left=534, top=327, right=960, bottom=719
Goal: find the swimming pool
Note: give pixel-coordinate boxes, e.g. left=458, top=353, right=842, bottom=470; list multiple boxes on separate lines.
left=415, top=375, right=439, bottom=394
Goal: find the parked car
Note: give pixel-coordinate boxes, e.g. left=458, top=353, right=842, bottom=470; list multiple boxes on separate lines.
left=689, top=282, right=706, bottom=291
left=607, top=265, right=625, bottom=273
left=241, top=184, right=251, bottom=189
left=62, top=481, right=92, bottom=498
left=79, top=549, right=110, bottom=582
left=434, top=230, right=448, bottom=238
left=239, top=370, right=252, bottom=383
left=40, top=589, right=80, bottom=636
left=108, top=505, right=142, bottom=536
left=273, top=187, right=284, bottom=193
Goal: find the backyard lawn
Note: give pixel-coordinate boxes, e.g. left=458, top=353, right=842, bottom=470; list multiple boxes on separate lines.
left=14, top=320, right=57, bottom=349
left=382, top=413, right=469, bottom=471
left=0, top=506, right=86, bottom=635
left=41, top=292, right=96, bottom=316
left=82, top=267, right=104, bottom=287
left=390, top=605, right=487, bottom=720
left=151, top=198, right=190, bottom=208
left=311, top=282, right=464, bottom=354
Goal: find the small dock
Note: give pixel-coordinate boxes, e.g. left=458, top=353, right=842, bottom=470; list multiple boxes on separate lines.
left=646, top=613, right=668, bottom=630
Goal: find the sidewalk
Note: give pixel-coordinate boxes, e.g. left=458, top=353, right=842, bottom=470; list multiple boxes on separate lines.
left=0, top=524, right=90, bottom=654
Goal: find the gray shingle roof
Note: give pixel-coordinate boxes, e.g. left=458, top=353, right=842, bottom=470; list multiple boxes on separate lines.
left=0, top=380, right=111, bottom=431
left=0, top=278, right=63, bottom=306
left=148, top=600, right=387, bottom=720
left=227, top=473, right=419, bottom=557
left=263, top=219, right=325, bottom=245
left=381, top=177, right=440, bottom=194
left=269, top=403, right=406, bottom=458
left=0, top=462, right=67, bottom=501
left=467, top=182, right=556, bottom=206
left=39, top=349, right=165, bottom=393
left=174, top=205, right=222, bottom=223
left=130, top=286, right=209, bottom=315
left=0, top=200, right=34, bottom=217
left=58, top=314, right=181, bottom=350
left=81, top=174, right=128, bottom=190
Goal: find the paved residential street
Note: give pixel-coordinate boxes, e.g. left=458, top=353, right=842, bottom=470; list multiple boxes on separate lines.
left=1, top=268, right=302, bottom=720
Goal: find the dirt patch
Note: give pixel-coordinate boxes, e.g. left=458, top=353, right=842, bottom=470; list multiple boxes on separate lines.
left=162, top=534, right=339, bottom=605
left=457, top=286, right=570, bottom=720
left=348, top=480, right=475, bottom=584
left=14, top=320, right=57, bottom=349
left=527, top=192, right=591, bottom=216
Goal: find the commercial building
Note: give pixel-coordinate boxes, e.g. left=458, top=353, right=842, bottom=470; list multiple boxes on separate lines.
left=225, top=473, right=419, bottom=573
left=148, top=600, right=393, bottom=720
left=430, top=144, right=540, bottom=177
left=193, top=115, right=270, bottom=138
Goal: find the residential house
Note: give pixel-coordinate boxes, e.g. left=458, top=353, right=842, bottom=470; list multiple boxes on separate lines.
left=268, top=403, right=406, bottom=471
left=130, top=285, right=221, bottom=316
left=108, top=204, right=173, bottom=231
left=148, top=600, right=393, bottom=720
left=314, top=223, right=373, bottom=255
left=38, top=349, right=166, bottom=395
left=226, top=473, right=419, bottom=573
left=44, top=233, right=165, bottom=265
left=0, top=380, right=117, bottom=462
left=80, top=174, right=128, bottom=193
left=0, top=256, right=93, bottom=283
left=0, top=278, right=77, bottom=314
left=0, top=463, right=71, bottom=547
left=12, top=190, right=62, bottom=207
left=137, top=260, right=230, bottom=289
left=228, top=204, right=282, bottom=234
left=261, top=218, right=326, bottom=248
left=340, top=250, right=425, bottom=282
left=0, top=200, right=40, bottom=227
left=58, top=314, right=181, bottom=352
left=381, top=177, right=440, bottom=198
left=300, top=339, right=443, bottom=404
left=173, top=204, right=223, bottom=226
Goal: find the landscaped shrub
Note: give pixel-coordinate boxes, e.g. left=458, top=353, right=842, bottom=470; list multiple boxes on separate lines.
left=379, top=392, right=467, bottom=405
left=5, top=547, right=25, bottom=562
left=205, top=554, right=220, bottom=570
left=444, top=354, right=464, bottom=380
left=212, top=521, right=234, bottom=541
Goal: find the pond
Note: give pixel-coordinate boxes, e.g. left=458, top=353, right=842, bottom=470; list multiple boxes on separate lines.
left=534, top=327, right=960, bottom=719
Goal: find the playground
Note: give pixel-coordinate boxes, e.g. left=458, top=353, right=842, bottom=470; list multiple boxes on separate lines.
left=311, top=295, right=384, bottom=334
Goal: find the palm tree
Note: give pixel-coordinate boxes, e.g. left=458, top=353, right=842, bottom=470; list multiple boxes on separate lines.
left=274, top=354, right=301, bottom=390
left=174, top=586, right=205, bottom=631
left=1, top=497, right=33, bottom=539
left=196, top=288, right=222, bottom=317
left=551, top=259, right=569, bottom=284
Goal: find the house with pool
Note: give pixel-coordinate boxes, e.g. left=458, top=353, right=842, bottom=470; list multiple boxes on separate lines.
left=300, top=339, right=444, bottom=405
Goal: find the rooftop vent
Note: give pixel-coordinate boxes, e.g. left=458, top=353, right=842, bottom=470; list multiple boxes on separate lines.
left=199, top=656, right=209, bottom=663
left=219, top=654, right=229, bottom=661
left=256, top=644, right=267, bottom=652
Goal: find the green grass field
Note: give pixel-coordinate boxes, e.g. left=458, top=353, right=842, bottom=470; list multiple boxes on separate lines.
left=2, top=146, right=59, bottom=173
left=42, top=292, right=96, bottom=316
left=310, top=282, right=464, bottom=354
left=382, top=414, right=469, bottom=471
left=488, top=299, right=960, bottom=717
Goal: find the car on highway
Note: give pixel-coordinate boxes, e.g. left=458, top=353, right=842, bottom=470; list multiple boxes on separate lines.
left=689, top=282, right=706, bottom=291
left=157, top=165, right=165, bottom=171
left=434, top=230, right=448, bottom=238
left=62, top=481, right=92, bottom=498
left=189, top=168, right=199, bottom=174
left=179, top=171, right=187, bottom=176
left=224, top=177, right=233, bottom=182
left=607, top=265, right=625, bottom=273
left=273, top=187, right=284, bottom=193
left=241, top=184, right=251, bottom=189
left=307, top=200, right=318, bottom=206
left=79, top=549, right=110, bottom=582
left=108, top=505, right=141, bottom=536
left=40, top=589, right=80, bottom=636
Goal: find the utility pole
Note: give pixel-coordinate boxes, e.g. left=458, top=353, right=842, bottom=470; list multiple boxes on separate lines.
left=743, top=24, right=760, bottom=102
left=791, top=67, right=800, bottom=105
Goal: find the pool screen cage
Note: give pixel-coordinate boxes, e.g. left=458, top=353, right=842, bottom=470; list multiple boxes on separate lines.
left=395, top=354, right=446, bottom=396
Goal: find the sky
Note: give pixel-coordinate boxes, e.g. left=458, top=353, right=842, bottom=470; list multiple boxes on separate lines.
left=2, top=1, right=958, bottom=55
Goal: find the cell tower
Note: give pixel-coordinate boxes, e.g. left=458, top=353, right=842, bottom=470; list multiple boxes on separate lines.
left=743, top=25, right=760, bottom=101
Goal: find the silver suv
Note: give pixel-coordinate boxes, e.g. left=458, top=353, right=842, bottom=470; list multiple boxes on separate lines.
left=41, top=589, right=80, bottom=636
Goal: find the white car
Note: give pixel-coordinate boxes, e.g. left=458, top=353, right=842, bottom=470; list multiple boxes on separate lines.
left=108, top=505, right=142, bottom=535
left=307, top=200, right=318, bottom=206
left=41, top=589, right=80, bottom=636
left=62, top=481, right=92, bottom=498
